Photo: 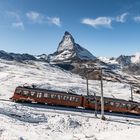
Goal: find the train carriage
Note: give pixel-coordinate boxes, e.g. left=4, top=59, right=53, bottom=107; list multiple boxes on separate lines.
left=83, top=95, right=140, bottom=114
left=10, top=86, right=84, bottom=108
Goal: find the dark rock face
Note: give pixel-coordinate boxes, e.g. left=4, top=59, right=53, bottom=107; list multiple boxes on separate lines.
left=116, top=55, right=132, bottom=66
left=0, top=50, right=13, bottom=60
left=0, top=50, right=37, bottom=62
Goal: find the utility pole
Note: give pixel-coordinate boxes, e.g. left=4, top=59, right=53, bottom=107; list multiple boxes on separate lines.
left=86, top=71, right=89, bottom=96
left=100, top=68, right=105, bottom=120
left=94, top=92, right=97, bottom=117
left=130, top=85, right=133, bottom=101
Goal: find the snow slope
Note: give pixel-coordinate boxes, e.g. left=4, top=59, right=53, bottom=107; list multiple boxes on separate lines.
left=0, top=59, right=140, bottom=140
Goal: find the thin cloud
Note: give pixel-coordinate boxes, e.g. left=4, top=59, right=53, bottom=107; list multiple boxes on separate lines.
left=134, top=16, right=140, bottom=22
left=81, top=17, right=112, bottom=28
left=81, top=12, right=129, bottom=29
left=12, top=21, right=24, bottom=30
left=47, top=17, right=61, bottom=27
left=115, top=13, right=129, bottom=23
left=7, top=11, right=21, bottom=21
left=26, top=11, right=61, bottom=27
left=6, top=11, right=24, bottom=30
left=26, top=11, right=45, bottom=23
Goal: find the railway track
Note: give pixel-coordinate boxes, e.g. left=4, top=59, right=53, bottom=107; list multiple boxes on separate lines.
left=0, top=98, right=140, bottom=120
left=0, top=98, right=11, bottom=102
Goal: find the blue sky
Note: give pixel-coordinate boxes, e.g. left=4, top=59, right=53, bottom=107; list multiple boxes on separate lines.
left=0, top=0, right=140, bottom=57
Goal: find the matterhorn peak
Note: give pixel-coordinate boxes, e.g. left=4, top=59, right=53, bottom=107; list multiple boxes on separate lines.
left=64, top=31, right=71, bottom=35
left=57, top=31, right=75, bottom=53
left=49, top=31, right=96, bottom=62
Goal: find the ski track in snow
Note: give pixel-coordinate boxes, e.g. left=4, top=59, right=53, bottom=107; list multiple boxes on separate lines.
left=0, top=59, right=140, bottom=140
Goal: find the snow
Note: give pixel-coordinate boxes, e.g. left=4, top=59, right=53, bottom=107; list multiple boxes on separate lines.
left=131, top=52, right=140, bottom=64
left=98, top=57, right=118, bottom=64
left=0, top=59, right=140, bottom=140
left=57, top=33, right=74, bottom=52
left=49, top=50, right=74, bottom=61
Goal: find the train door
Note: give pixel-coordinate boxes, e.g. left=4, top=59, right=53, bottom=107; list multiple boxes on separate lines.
left=83, top=96, right=97, bottom=110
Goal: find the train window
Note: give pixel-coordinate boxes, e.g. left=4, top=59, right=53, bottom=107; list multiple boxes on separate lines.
left=90, top=100, right=95, bottom=104
left=16, top=89, right=22, bottom=94
left=57, top=95, right=61, bottom=100
left=37, top=92, right=42, bottom=98
left=127, top=104, right=131, bottom=108
left=50, top=94, right=55, bottom=99
left=123, top=103, right=126, bottom=107
left=69, top=96, right=73, bottom=101
left=22, top=90, right=29, bottom=95
left=51, top=94, right=58, bottom=99
left=66, top=96, right=70, bottom=101
left=115, top=102, right=120, bottom=107
left=110, top=102, right=114, bottom=106
left=75, top=98, right=79, bottom=102
left=30, top=91, right=35, bottom=96
left=54, top=94, right=57, bottom=99
left=72, top=97, right=76, bottom=101
left=120, top=103, right=126, bottom=108
left=104, top=101, right=110, bottom=105
left=44, top=93, right=49, bottom=98
left=69, top=96, right=76, bottom=102
left=60, top=95, right=63, bottom=100
left=63, top=96, right=67, bottom=100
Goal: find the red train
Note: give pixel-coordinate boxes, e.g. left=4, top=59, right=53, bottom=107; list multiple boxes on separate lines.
left=10, top=85, right=140, bottom=115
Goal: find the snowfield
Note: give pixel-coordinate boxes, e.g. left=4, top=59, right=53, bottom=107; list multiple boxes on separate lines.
left=0, top=59, right=140, bottom=140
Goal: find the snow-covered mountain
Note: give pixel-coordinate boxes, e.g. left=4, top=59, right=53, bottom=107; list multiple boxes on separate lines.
left=36, top=54, right=48, bottom=61
left=115, top=53, right=140, bottom=75
left=116, top=53, right=140, bottom=66
left=98, top=53, right=140, bottom=75
left=48, top=31, right=96, bottom=62
left=116, top=55, right=132, bottom=66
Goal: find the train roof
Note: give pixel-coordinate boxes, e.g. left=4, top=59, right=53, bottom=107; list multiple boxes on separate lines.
left=16, top=86, right=81, bottom=96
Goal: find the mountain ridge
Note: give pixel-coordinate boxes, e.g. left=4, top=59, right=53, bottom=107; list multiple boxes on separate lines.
left=0, top=50, right=37, bottom=62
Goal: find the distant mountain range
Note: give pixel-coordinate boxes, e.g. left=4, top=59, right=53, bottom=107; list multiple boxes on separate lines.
left=99, top=54, right=140, bottom=75
left=0, top=31, right=140, bottom=76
